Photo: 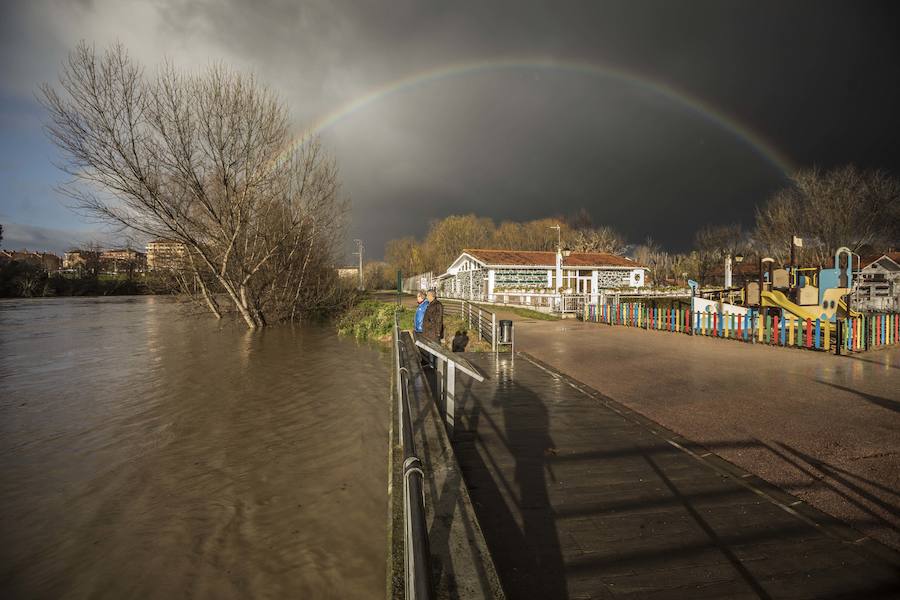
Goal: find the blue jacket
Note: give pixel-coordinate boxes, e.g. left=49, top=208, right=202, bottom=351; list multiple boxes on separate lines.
left=414, top=300, right=429, bottom=333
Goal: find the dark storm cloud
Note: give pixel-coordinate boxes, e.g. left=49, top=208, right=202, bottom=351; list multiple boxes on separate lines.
left=2, top=1, right=899, bottom=257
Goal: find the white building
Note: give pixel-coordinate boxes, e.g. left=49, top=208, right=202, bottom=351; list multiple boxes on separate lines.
left=146, top=240, right=187, bottom=271
left=855, top=252, right=900, bottom=312
left=437, top=248, right=647, bottom=312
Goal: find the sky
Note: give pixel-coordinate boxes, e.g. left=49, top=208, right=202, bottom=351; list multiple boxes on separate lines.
left=1, top=1, right=899, bottom=258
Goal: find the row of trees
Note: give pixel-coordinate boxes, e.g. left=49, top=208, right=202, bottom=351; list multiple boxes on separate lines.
left=385, top=212, right=628, bottom=277
left=42, top=43, right=349, bottom=328
left=384, top=166, right=899, bottom=287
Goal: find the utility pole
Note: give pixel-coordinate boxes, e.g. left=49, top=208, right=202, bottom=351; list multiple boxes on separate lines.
left=353, top=239, right=364, bottom=291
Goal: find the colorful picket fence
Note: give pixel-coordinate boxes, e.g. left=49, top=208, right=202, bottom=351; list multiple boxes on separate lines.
left=843, top=313, right=900, bottom=352
left=583, top=303, right=900, bottom=354
left=584, top=303, right=692, bottom=334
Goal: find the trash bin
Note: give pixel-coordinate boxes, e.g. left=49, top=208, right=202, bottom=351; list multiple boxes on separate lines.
left=499, top=319, right=513, bottom=344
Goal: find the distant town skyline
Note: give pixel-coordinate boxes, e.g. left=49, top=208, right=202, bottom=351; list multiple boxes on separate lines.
left=2, top=1, right=900, bottom=258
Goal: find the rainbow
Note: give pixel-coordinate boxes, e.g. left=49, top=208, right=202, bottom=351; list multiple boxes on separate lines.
left=268, top=58, right=795, bottom=175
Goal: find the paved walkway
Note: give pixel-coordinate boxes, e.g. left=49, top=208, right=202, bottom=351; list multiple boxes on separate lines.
left=452, top=352, right=900, bottom=600
left=510, top=319, right=900, bottom=552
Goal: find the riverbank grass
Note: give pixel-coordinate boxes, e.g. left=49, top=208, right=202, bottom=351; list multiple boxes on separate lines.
left=337, top=299, right=491, bottom=351
left=336, top=299, right=412, bottom=341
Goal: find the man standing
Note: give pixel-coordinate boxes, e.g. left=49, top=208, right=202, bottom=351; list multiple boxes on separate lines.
left=422, top=290, right=444, bottom=343
left=414, top=291, right=429, bottom=334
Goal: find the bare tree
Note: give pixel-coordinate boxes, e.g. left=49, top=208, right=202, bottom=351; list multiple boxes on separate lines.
left=569, top=226, right=627, bottom=255
left=421, top=214, right=494, bottom=273
left=565, top=208, right=594, bottom=231
left=694, top=224, right=746, bottom=284
left=755, top=165, right=900, bottom=265
left=41, top=42, right=346, bottom=328
left=385, top=236, right=425, bottom=277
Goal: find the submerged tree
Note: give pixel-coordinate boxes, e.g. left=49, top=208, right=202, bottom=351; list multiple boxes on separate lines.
left=41, top=42, right=347, bottom=328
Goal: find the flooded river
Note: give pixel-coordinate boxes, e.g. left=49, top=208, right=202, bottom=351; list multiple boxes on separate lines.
left=0, top=297, right=390, bottom=599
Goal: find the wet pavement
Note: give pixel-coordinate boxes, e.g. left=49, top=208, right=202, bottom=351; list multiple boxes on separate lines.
left=510, top=318, right=900, bottom=553
left=452, top=351, right=900, bottom=600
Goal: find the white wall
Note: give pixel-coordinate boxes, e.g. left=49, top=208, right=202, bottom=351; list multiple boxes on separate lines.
left=629, top=269, right=645, bottom=288
left=692, top=297, right=749, bottom=316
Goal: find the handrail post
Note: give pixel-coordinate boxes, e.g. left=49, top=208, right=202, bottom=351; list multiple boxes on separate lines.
left=435, top=356, right=446, bottom=416
left=492, top=313, right=497, bottom=353
left=445, top=360, right=456, bottom=436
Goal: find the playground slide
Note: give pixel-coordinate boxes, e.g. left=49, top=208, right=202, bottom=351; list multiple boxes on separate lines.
left=760, top=290, right=822, bottom=321
left=761, top=289, right=857, bottom=322
left=837, top=298, right=862, bottom=319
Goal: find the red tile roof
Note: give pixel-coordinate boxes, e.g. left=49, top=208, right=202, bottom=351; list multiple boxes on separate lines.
left=463, top=249, right=643, bottom=268
left=860, top=252, right=900, bottom=269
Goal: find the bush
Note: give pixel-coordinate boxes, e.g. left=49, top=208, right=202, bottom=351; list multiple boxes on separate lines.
left=337, top=299, right=411, bottom=341
left=0, top=261, right=48, bottom=297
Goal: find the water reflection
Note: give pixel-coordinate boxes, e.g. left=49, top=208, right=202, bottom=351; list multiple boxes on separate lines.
left=0, top=297, right=389, bottom=599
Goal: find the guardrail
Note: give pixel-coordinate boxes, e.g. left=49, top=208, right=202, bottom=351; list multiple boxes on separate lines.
left=414, top=335, right=486, bottom=436
left=393, top=314, right=434, bottom=600
left=443, top=299, right=497, bottom=351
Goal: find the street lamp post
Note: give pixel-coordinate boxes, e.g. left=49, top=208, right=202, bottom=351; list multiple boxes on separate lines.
left=353, top=239, right=364, bottom=291
left=724, top=252, right=744, bottom=290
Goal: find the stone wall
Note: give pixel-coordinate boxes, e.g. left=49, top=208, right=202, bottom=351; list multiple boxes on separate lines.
left=440, top=269, right=485, bottom=300
left=597, top=269, right=633, bottom=289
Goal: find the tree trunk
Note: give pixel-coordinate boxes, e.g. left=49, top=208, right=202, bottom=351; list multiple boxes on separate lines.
left=197, top=275, right=222, bottom=319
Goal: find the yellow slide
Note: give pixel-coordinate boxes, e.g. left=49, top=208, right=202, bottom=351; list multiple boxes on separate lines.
left=760, top=290, right=822, bottom=321
left=837, top=298, right=862, bottom=319
left=760, top=289, right=853, bottom=322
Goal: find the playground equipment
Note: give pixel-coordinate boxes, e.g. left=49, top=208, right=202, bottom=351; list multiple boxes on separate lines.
left=584, top=243, right=897, bottom=354
left=749, top=246, right=861, bottom=323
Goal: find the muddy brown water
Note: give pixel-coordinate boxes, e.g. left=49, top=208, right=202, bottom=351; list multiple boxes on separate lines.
left=0, top=296, right=390, bottom=599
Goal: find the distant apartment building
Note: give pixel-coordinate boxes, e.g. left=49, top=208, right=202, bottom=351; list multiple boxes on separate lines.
left=63, top=249, right=99, bottom=270
left=1, top=250, right=62, bottom=271
left=146, top=240, right=187, bottom=271
left=337, top=266, right=359, bottom=280
left=100, top=248, right=147, bottom=274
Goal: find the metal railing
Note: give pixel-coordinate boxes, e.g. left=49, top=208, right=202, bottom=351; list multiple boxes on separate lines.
left=560, top=294, right=588, bottom=314
left=442, top=299, right=497, bottom=351
left=393, top=314, right=434, bottom=600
